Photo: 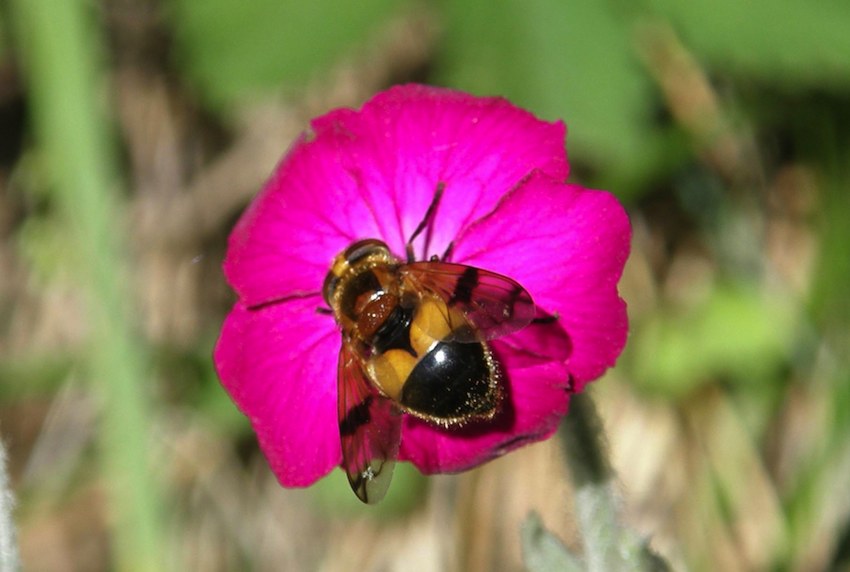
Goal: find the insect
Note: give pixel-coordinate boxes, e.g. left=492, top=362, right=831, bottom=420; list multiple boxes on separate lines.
left=322, top=183, right=537, bottom=503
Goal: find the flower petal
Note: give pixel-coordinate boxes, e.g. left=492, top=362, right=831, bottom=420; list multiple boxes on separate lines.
left=213, top=297, right=341, bottom=486
left=336, top=85, right=570, bottom=261
left=224, top=85, right=569, bottom=306
left=451, top=172, right=630, bottom=386
left=398, top=348, right=571, bottom=474
left=224, top=126, right=385, bottom=307
left=497, top=315, right=572, bottom=370
left=217, top=85, right=631, bottom=488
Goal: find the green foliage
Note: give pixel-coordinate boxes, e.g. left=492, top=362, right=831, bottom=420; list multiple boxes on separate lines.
left=311, top=462, right=427, bottom=517
left=0, top=12, right=7, bottom=58
left=647, top=0, right=850, bottom=89
left=521, top=513, right=583, bottom=572
left=165, top=0, right=850, bottom=195
left=0, top=355, right=71, bottom=398
left=810, top=159, right=850, bottom=349
left=436, top=0, right=657, bottom=189
left=631, top=287, right=797, bottom=398
left=10, top=0, right=165, bottom=569
left=168, top=0, right=407, bottom=108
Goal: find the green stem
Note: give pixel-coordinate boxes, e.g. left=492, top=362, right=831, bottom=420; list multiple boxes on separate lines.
left=10, top=1, right=165, bottom=570
left=1, top=440, right=20, bottom=572
left=560, top=391, right=669, bottom=572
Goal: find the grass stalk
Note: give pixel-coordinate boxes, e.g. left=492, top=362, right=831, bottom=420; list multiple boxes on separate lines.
left=10, top=0, right=165, bottom=569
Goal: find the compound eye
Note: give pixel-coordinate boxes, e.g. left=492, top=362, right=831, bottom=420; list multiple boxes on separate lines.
left=344, top=239, right=389, bottom=265
left=324, top=240, right=391, bottom=307
left=322, top=271, right=339, bottom=307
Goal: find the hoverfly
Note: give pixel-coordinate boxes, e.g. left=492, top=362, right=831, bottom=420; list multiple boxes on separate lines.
left=322, top=183, right=536, bottom=503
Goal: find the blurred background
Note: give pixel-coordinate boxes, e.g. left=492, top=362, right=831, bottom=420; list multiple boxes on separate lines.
left=2, top=0, right=849, bottom=570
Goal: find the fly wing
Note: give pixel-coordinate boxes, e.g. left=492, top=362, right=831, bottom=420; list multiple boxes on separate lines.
left=338, top=342, right=401, bottom=504
left=400, top=261, right=535, bottom=342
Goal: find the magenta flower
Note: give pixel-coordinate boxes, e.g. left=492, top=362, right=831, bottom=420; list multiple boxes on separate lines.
left=214, top=84, right=630, bottom=494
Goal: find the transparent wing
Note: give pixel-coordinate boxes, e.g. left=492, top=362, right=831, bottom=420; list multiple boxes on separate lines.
left=400, top=261, right=535, bottom=342
left=337, top=342, right=401, bottom=504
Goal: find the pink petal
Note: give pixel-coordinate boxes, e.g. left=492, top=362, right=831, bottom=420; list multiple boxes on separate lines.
left=398, top=348, right=571, bottom=474
left=213, top=297, right=341, bottom=487
left=497, top=314, right=573, bottom=370
left=451, top=172, right=630, bottom=387
left=224, top=128, right=386, bottom=307
left=225, top=85, right=568, bottom=307
left=333, top=85, right=569, bottom=261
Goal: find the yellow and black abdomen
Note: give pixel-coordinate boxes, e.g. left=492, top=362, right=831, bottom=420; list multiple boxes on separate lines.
left=399, top=340, right=499, bottom=424
left=365, top=295, right=500, bottom=425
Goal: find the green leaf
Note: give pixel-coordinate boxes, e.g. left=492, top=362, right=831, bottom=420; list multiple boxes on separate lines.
left=167, top=0, right=406, bottom=108
left=0, top=354, right=72, bottom=398
left=648, top=0, right=850, bottom=89
left=631, top=287, right=797, bottom=397
left=0, top=12, right=8, bottom=58
left=521, top=512, right=584, bottom=572
left=435, top=0, right=657, bottom=188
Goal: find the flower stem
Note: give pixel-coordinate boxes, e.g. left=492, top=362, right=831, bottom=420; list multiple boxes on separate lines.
left=0, top=440, right=20, bottom=572
left=9, top=0, right=166, bottom=570
left=560, top=391, right=669, bottom=571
